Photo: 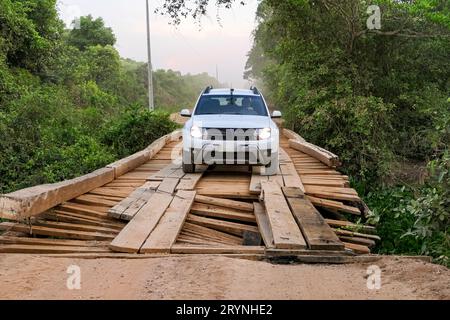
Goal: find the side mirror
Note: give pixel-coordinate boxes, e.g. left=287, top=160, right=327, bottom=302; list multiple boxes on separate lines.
left=271, top=110, right=282, bottom=119
left=180, top=109, right=191, bottom=117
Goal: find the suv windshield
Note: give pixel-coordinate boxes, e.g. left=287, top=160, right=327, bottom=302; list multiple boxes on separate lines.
left=194, top=95, right=268, bottom=116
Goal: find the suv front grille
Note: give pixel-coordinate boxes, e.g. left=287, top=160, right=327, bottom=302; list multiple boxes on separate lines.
left=203, top=128, right=258, bottom=141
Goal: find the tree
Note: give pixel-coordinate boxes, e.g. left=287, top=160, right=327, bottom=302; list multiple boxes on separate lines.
left=66, top=15, right=116, bottom=50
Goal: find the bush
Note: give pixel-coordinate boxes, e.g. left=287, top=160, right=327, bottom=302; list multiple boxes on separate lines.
left=101, top=106, right=177, bottom=158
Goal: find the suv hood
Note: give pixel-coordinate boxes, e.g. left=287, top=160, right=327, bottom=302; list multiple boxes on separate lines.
left=192, top=115, right=271, bottom=129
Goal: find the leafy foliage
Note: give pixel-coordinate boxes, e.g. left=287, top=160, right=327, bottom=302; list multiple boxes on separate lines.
left=0, top=3, right=217, bottom=194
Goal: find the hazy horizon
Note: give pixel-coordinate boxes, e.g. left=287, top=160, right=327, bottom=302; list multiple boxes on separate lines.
left=57, top=0, right=259, bottom=88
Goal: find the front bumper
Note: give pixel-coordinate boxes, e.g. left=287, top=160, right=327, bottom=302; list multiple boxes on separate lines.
left=183, top=138, right=279, bottom=166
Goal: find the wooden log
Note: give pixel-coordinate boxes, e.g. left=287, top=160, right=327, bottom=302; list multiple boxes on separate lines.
left=283, top=188, right=344, bottom=251
left=140, top=191, right=196, bottom=253
left=109, top=192, right=174, bottom=253
left=289, top=139, right=341, bottom=168
left=0, top=168, right=115, bottom=220
left=343, top=242, right=371, bottom=254
left=260, top=181, right=307, bottom=249
left=283, top=129, right=306, bottom=142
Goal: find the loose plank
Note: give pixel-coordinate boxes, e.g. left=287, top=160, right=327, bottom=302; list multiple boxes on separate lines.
left=283, top=188, right=344, bottom=251
left=260, top=181, right=307, bottom=249
left=140, top=190, right=196, bottom=253
left=109, top=192, right=174, bottom=253
left=253, top=202, right=274, bottom=248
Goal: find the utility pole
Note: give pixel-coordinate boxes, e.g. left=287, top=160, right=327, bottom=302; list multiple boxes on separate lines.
left=146, top=0, right=155, bottom=111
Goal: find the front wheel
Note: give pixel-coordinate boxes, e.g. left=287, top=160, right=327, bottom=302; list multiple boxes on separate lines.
left=182, top=163, right=196, bottom=174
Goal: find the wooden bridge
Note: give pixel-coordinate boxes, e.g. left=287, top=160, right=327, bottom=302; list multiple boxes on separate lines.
left=0, top=128, right=379, bottom=262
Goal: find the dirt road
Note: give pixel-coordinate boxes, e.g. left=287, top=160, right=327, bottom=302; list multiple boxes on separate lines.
left=0, top=254, right=448, bottom=300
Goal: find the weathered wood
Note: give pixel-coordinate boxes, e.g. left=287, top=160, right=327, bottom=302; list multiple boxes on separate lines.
left=253, top=202, right=274, bottom=249
left=157, top=177, right=180, bottom=195
left=183, top=222, right=243, bottom=245
left=176, top=172, right=204, bottom=191
left=307, top=196, right=361, bottom=215
left=0, top=168, right=115, bottom=220
left=343, top=242, right=371, bottom=254
left=187, top=214, right=259, bottom=237
left=0, top=236, right=109, bottom=247
left=0, top=222, right=114, bottom=241
left=283, top=129, right=306, bottom=142
left=325, top=219, right=376, bottom=233
left=109, top=192, right=174, bottom=253
left=171, top=245, right=265, bottom=255
left=260, top=181, right=307, bottom=249
left=140, top=191, right=196, bottom=253
left=190, top=203, right=256, bottom=223
left=283, top=188, right=344, bottom=251
left=249, top=173, right=268, bottom=194
left=0, top=244, right=112, bottom=254
left=194, top=195, right=254, bottom=212
left=333, top=228, right=381, bottom=241
left=289, top=139, right=341, bottom=168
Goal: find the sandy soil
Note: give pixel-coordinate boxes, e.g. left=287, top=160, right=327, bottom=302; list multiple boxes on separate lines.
left=0, top=254, right=448, bottom=300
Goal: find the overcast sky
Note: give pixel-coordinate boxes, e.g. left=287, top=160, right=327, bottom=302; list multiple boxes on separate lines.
left=57, top=0, right=259, bottom=87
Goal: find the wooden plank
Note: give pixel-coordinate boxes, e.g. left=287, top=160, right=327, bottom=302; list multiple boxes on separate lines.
left=260, top=181, right=307, bottom=249
left=190, top=203, right=256, bottom=223
left=0, top=244, right=112, bottom=254
left=120, top=188, right=157, bottom=221
left=108, top=181, right=160, bottom=219
left=157, top=177, right=180, bottom=195
left=171, top=245, right=265, bottom=255
left=0, top=236, right=109, bottom=247
left=0, top=222, right=115, bottom=241
left=280, top=162, right=305, bottom=192
left=176, top=172, right=204, bottom=191
left=148, top=163, right=181, bottom=181
left=109, top=192, right=174, bottom=253
left=194, top=195, right=254, bottom=212
left=253, top=202, right=274, bottom=248
left=283, top=189, right=344, bottom=251
left=289, top=139, right=341, bottom=168
left=325, top=219, right=376, bottom=233
left=44, top=212, right=124, bottom=230
left=249, top=174, right=268, bottom=194
left=343, top=242, right=371, bottom=254
left=140, top=191, right=196, bottom=253
left=339, top=236, right=376, bottom=248
left=0, top=167, right=115, bottom=220
left=333, top=228, right=381, bottom=241
left=33, top=220, right=119, bottom=235
left=183, top=222, right=243, bottom=244
left=307, top=196, right=361, bottom=215
left=187, top=214, right=259, bottom=237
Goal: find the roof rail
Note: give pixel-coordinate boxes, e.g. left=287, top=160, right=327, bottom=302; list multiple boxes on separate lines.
left=203, top=86, right=213, bottom=94
left=250, top=86, right=260, bottom=95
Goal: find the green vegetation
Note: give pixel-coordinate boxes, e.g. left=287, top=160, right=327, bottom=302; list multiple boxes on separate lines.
left=0, top=0, right=218, bottom=194
left=243, top=0, right=449, bottom=265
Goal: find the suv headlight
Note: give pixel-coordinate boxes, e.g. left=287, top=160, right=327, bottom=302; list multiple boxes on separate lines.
left=190, top=126, right=203, bottom=138
left=258, top=128, right=271, bottom=140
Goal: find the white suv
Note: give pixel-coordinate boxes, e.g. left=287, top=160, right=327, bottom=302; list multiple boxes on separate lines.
left=180, top=87, right=281, bottom=175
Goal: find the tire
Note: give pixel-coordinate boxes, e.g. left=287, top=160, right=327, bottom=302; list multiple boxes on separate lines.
left=182, top=163, right=196, bottom=173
